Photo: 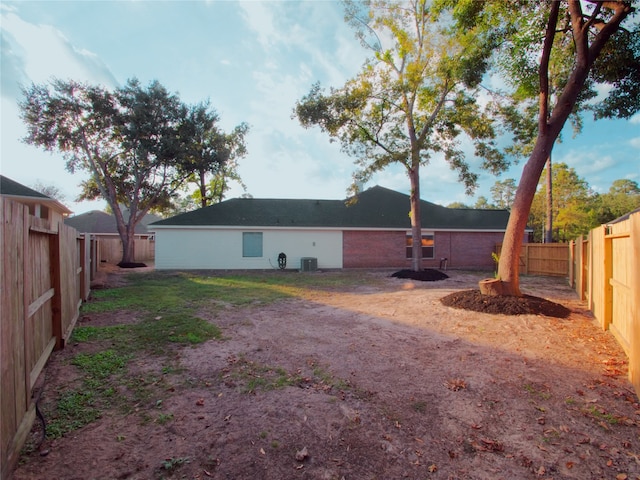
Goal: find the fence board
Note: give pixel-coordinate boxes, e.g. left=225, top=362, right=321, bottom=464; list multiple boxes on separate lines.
left=572, top=211, right=640, bottom=399
left=1, top=200, right=28, bottom=479
left=1, top=198, right=91, bottom=480
left=496, top=243, right=570, bottom=277
left=98, top=236, right=155, bottom=263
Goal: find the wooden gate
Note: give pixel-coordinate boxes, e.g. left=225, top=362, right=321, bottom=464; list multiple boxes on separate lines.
left=606, top=223, right=633, bottom=355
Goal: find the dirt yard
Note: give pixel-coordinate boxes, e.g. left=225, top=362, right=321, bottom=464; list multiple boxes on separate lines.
left=13, top=267, right=640, bottom=480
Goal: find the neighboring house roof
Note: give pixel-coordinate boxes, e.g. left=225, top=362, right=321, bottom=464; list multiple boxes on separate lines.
left=151, top=185, right=510, bottom=231
left=64, top=210, right=157, bottom=234
left=0, top=174, right=72, bottom=215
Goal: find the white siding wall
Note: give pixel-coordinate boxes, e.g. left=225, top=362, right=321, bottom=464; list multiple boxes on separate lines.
left=154, top=227, right=343, bottom=270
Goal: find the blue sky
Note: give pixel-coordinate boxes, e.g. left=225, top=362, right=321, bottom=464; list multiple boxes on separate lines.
left=1, top=1, right=639, bottom=216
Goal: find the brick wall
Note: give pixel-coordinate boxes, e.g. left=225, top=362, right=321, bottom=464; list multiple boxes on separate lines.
left=343, top=230, right=505, bottom=270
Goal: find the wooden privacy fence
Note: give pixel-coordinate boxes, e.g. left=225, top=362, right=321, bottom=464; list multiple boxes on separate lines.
left=1, top=199, right=91, bottom=480
left=98, top=236, right=155, bottom=264
left=570, top=211, right=640, bottom=399
left=496, top=243, right=570, bottom=276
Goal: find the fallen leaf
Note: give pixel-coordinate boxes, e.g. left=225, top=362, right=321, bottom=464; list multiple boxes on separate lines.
left=259, top=448, right=265, bottom=455
left=566, top=461, right=574, bottom=469
left=428, top=464, right=437, bottom=472
left=616, top=474, right=628, bottom=480
left=196, top=398, right=205, bottom=406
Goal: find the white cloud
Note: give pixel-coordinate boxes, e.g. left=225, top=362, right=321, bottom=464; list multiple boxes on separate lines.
left=629, top=137, right=640, bottom=149
left=1, top=8, right=119, bottom=214
left=0, top=10, right=117, bottom=89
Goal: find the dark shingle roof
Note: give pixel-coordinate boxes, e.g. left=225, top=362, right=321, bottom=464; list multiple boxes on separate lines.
left=65, top=210, right=152, bottom=234
left=1, top=175, right=49, bottom=199
left=151, top=186, right=510, bottom=230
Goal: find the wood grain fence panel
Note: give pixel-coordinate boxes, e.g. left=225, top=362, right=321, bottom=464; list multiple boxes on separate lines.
left=589, top=226, right=607, bottom=330
left=26, top=225, right=53, bottom=378
left=98, top=236, right=155, bottom=263
left=1, top=199, right=27, bottom=480
left=1, top=198, right=91, bottom=479
left=629, top=213, right=640, bottom=398
left=525, top=243, right=569, bottom=276
left=572, top=212, right=640, bottom=399
left=496, top=243, right=569, bottom=277
left=58, top=223, right=81, bottom=348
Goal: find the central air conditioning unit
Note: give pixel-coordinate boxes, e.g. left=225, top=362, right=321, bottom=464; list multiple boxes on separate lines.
left=300, top=257, right=318, bottom=272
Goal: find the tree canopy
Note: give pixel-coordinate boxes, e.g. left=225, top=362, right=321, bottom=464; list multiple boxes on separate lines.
left=295, top=0, right=508, bottom=271
left=179, top=102, right=249, bottom=208
left=446, top=0, right=640, bottom=295
left=20, top=78, right=247, bottom=264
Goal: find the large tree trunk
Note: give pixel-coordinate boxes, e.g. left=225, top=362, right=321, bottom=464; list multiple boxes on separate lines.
left=496, top=137, right=555, bottom=295
left=488, top=0, right=630, bottom=296
left=199, top=169, right=207, bottom=208
left=409, top=165, right=423, bottom=272
left=121, top=230, right=136, bottom=265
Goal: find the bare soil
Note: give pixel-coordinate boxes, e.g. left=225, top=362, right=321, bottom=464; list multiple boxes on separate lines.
left=13, top=267, right=640, bottom=480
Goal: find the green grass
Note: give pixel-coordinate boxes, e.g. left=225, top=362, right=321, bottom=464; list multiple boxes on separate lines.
left=72, top=350, right=129, bottom=379
left=585, top=405, right=620, bottom=425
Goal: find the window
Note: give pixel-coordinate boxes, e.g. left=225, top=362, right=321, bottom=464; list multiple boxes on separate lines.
left=242, top=232, right=263, bottom=257
left=406, top=233, right=434, bottom=259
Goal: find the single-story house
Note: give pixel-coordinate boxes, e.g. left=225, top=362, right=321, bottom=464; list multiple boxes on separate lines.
left=0, top=175, right=72, bottom=225
left=64, top=210, right=159, bottom=263
left=150, top=185, right=524, bottom=271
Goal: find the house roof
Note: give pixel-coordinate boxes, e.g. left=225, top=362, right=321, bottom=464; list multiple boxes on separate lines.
left=150, top=185, right=510, bottom=231
left=0, top=175, right=72, bottom=214
left=64, top=210, right=158, bottom=234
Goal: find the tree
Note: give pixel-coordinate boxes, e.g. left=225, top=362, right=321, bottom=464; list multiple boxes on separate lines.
left=20, top=78, right=192, bottom=264
left=457, top=1, right=640, bottom=296
left=528, top=163, right=593, bottom=242
left=180, top=102, right=249, bottom=208
left=474, top=196, right=494, bottom=209
left=447, top=201, right=470, bottom=209
left=31, top=181, right=66, bottom=204
left=593, top=179, right=640, bottom=223
left=295, top=0, right=507, bottom=271
left=490, top=179, right=517, bottom=210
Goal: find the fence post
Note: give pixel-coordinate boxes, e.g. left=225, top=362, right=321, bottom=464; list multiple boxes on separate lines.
left=568, top=240, right=575, bottom=288
left=49, top=231, right=63, bottom=350
left=603, top=229, right=613, bottom=331
left=629, top=213, right=640, bottom=398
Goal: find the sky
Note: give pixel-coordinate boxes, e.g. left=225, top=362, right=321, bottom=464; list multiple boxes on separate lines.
left=1, top=1, right=639, bottom=216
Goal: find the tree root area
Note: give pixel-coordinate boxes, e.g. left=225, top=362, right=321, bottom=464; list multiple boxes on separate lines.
left=441, top=289, right=571, bottom=318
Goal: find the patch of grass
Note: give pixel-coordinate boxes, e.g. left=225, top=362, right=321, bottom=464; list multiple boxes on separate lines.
left=72, top=350, right=129, bottom=379
left=83, top=271, right=382, bottom=316
left=156, top=413, right=174, bottom=425
left=161, top=457, right=189, bottom=473
left=523, top=382, right=552, bottom=400
left=233, top=359, right=305, bottom=393
left=585, top=405, right=620, bottom=425
left=45, top=390, right=101, bottom=438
